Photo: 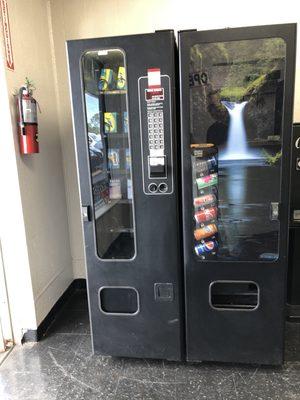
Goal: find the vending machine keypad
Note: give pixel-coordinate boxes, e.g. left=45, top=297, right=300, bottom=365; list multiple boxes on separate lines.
left=148, top=111, right=164, bottom=150
left=138, top=74, right=173, bottom=195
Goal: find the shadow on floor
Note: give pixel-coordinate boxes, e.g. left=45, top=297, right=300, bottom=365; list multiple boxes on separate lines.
left=1, top=289, right=300, bottom=400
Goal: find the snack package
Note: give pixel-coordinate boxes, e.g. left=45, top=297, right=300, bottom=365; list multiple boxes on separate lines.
left=104, top=112, right=118, bottom=133
left=108, top=149, right=120, bottom=169
left=123, top=112, right=128, bottom=133
left=127, top=179, right=133, bottom=199
left=126, top=148, right=131, bottom=170
left=117, top=66, right=126, bottom=90
left=99, top=68, right=114, bottom=91
left=109, top=179, right=122, bottom=200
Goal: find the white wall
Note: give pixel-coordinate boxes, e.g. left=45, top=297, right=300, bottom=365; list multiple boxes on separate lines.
left=0, top=50, right=37, bottom=343
left=49, top=0, right=300, bottom=278
left=0, top=0, right=74, bottom=341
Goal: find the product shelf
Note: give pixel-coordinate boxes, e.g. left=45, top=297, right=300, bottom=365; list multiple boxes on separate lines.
left=92, top=170, right=107, bottom=183
left=94, top=199, right=119, bottom=219
left=94, top=198, right=132, bottom=219
left=103, top=133, right=129, bottom=139
left=99, top=90, right=127, bottom=95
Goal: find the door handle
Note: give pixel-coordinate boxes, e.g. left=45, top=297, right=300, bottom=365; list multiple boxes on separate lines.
left=270, top=202, right=279, bottom=221
left=82, top=205, right=92, bottom=222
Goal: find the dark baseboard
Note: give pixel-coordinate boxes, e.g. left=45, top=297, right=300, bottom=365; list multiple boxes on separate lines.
left=21, top=329, right=38, bottom=343
left=72, top=278, right=87, bottom=290
left=21, top=278, right=87, bottom=344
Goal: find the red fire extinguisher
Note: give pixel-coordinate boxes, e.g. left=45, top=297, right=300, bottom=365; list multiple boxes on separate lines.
left=17, top=84, right=39, bottom=154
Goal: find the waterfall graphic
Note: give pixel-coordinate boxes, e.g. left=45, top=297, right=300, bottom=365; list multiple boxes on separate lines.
left=220, top=101, right=261, bottom=161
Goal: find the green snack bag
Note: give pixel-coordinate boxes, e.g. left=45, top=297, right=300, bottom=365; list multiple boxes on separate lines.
left=99, top=68, right=113, bottom=91
left=117, top=66, right=126, bottom=90
left=104, top=112, right=118, bottom=133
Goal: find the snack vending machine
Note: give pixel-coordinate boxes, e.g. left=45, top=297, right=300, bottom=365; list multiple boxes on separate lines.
left=179, top=24, right=296, bottom=365
left=67, top=31, right=183, bottom=360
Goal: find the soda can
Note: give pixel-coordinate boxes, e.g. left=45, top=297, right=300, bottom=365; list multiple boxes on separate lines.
left=194, top=223, right=218, bottom=241
left=199, top=186, right=218, bottom=197
left=194, top=194, right=217, bottom=207
left=195, top=240, right=218, bottom=256
left=195, top=206, right=217, bottom=223
left=196, top=173, right=218, bottom=190
left=195, top=156, right=217, bottom=175
left=195, top=160, right=209, bottom=175
left=207, top=156, right=217, bottom=170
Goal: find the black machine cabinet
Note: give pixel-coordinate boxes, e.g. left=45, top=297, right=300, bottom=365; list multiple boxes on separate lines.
left=68, top=25, right=297, bottom=365
left=67, top=31, right=183, bottom=360
left=288, top=123, right=300, bottom=318
left=179, top=24, right=296, bottom=365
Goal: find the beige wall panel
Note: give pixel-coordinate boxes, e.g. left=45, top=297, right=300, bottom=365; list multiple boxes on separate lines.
left=1, top=0, right=73, bottom=326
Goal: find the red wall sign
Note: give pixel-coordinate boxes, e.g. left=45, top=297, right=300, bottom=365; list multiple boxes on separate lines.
left=0, top=0, right=14, bottom=71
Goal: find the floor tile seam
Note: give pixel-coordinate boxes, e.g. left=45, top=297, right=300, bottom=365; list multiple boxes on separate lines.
left=112, top=375, right=187, bottom=386
left=67, top=335, right=91, bottom=366
left=232, top=374, right=239, bottom=400
left=47, top=349, right=102, bottom=394
left=46, top=343, right=81, bottom=351
left=113, top=376, right=183, bottom=400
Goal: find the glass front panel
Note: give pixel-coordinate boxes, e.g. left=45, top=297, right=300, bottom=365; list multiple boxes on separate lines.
left=82, top=49, right=135, bottom=259
left=189, top=38, right=286, bottom=261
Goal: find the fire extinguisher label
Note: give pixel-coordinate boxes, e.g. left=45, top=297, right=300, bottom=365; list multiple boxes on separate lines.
left=22, top=99, right=37, bottom=123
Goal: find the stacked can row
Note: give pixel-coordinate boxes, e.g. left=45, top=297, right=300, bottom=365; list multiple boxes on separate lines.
left=191, top=145, right=218, bottom=258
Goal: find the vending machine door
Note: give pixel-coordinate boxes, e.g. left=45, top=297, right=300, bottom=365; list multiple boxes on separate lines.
left=67, top=31, right=183, bottom=360
left=179, top=24, right=296, bottom=364
left=287, top=123, right=300, bottom=318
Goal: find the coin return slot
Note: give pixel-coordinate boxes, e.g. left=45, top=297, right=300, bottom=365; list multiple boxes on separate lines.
left=148, top=183, right=158, bottom=193
left=158, top=183, right=168, bottom=193
left=99, top=287, right=139, bottom=315
left=209, top=281, right=259, bottom=311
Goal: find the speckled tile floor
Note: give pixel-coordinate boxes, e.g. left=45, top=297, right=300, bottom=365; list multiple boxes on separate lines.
left=1, top=289, right=300, bottom=400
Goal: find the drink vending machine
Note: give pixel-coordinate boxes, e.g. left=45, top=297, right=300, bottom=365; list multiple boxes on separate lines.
left=68, top=24, right=296, bottom=365
left=179, top=24, right=296, bottom=365
left=287, top=123, right=300, bottom=319
left=67, top=31, right=184, bottom=360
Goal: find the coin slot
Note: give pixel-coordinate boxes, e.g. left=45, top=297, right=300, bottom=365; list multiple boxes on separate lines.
left=158, top=182, right=168, bottom=193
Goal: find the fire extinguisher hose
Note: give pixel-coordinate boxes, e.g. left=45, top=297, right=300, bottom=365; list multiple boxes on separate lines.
left=18, top=86, right=26, bottom=135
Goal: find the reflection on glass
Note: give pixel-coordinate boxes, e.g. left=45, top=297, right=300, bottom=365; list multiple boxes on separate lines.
left=189, top=38, right=286, bottom=261
left=82, top=49, right=135, bottom=260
